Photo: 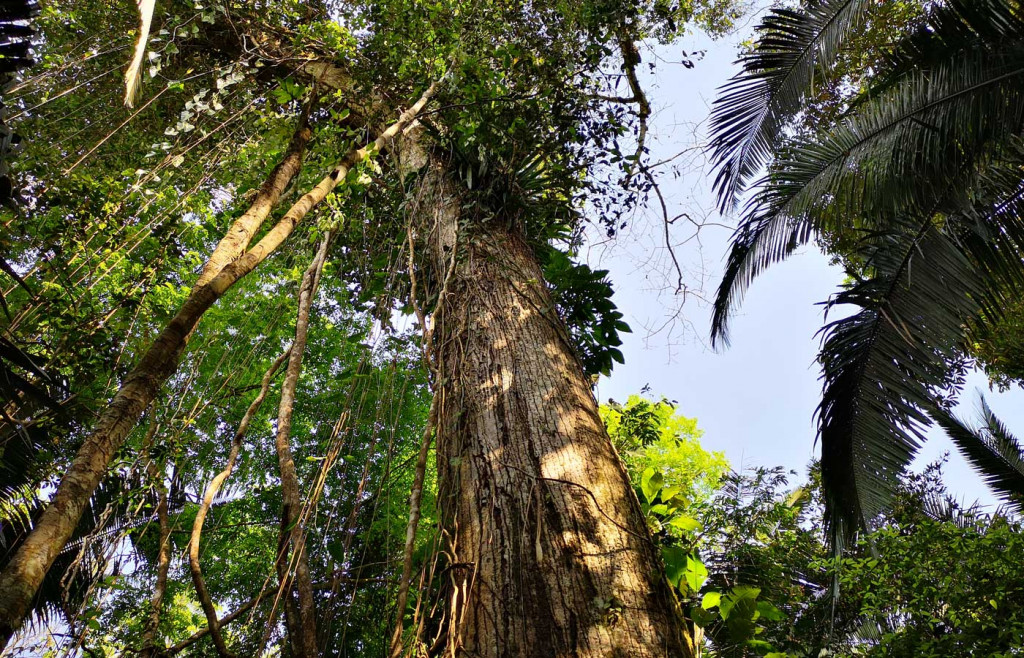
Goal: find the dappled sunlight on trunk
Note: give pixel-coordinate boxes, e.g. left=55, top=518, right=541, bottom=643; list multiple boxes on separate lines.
left=410, top=158, right=690, bottom=656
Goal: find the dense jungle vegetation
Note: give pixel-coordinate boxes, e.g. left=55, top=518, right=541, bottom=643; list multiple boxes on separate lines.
left=0, top=0, right=1023, bottom=655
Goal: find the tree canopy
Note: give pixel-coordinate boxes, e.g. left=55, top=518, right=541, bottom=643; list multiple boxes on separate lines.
left=1, top=0, right=1024, bottom=655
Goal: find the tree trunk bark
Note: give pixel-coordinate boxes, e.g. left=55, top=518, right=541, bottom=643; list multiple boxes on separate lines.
left=272, top=235, right=331, bottom=658
left=415, top=161, right=689, bottom=657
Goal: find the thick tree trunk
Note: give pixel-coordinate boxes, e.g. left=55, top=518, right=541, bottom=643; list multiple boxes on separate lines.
left=415, top=162, right=689, bottom=657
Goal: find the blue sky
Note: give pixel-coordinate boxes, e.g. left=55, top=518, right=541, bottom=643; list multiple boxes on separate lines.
left=594, top=20, right=1024, bottom=508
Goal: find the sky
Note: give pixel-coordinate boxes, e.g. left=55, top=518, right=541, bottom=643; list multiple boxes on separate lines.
left=594, top=16, right=1024, bottom=508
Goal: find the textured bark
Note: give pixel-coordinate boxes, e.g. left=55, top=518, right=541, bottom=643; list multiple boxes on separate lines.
left=189, top=348, right=291, bottom=657
left=272, top=235, right=331, bottom=658
left=0, top=82, right=437, bottom=643
left=414, top=162, right=689, bottom=657
left=195, top=120, right=313, bottom=288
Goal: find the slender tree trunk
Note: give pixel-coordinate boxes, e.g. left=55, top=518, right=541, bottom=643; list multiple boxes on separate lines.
left=413, top=161, right=689, bottom=657
left=272, top=235, right=331, bottom=658
left=141, top=465, right=172, bottom=658
left=0, top=120, right=311, bottom=645
left=388, top=396, right=437, bottom=658
left=189, top=348, right=291, bottom=657
left=0, top=81, right=438, bottom=643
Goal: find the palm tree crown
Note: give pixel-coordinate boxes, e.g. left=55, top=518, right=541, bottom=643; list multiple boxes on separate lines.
left=708, top=0, right=1024, bottom=548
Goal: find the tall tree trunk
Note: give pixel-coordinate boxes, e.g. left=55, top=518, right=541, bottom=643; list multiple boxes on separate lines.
left=189, top=348, right=291, bottom=658
left=272, top=235, right=331, bottom=658
left=141, top=457, right=173, bottom=658
left=0, top=81, right=438, bottom=643
left=414, top=161, right=689, bottom=657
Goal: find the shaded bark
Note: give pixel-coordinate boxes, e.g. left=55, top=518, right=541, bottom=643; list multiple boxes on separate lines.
left=0, top=80, right=438, bottom=643
left=189, top=348, right=291, bottom=657
left=272, top=235, right=331, bottom=658
left=141, top=428, right=172, bottom=658
left=412, top=161, right=689, bottom=657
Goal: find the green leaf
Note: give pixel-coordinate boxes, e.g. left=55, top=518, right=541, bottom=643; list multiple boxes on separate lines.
left=669, top=515, right=702, bottom=532
left=756, top=599, right=785, bottom=622
left=701, top=591, right=722, bottom=610
left=690, top=605, right=718, bottom=628
left=661, top=546, right=687, bottom=590
left=661, top=485, right=682, bottom=500
left=641, top=467, right=664, bottom=503
left=684, top=555, right=708, bottom=592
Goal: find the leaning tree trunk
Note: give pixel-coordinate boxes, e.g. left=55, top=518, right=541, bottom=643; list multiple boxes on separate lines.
left=413, top=160, right=689, bottom=657
left=0, top=120, right=311, bottom=645
left=0, top=82, right=439, bottom=645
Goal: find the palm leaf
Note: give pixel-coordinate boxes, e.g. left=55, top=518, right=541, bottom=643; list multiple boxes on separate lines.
left=0, top=336, right=63, bottom=411
left=708, top=0, right=873, bottom=211
left=933, top=396, right=1024, bottom=513
left=124, top=0, right=156, bottom=107
left=712, top=34, right=1024, bottom=345
left=816, top=219, right=985, bottom=548
left=815, top=147, right=1024, bottom=544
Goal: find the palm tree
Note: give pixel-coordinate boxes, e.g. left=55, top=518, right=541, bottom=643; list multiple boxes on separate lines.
left=708, top=0, right=1024, bottom=548
left=934, top=395, right=1024, bottom=513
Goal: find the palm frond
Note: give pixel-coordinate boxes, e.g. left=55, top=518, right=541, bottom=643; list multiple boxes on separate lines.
left=817, top=219, right=985, bottom=549
left=708, top=0, right=872, bottom=211
left=0, top=336, right=63, bottom=411
left=711, top=41, right=1024, bottom=346
left=921, top=493, right=987, bottom=529
left=873, top=0, right=1024, bottom=89
left=124, top=0, right=156, bottom=107
left=709, top=202, right=815, bottom=347
left=933, top=396, right=1024, bottom=513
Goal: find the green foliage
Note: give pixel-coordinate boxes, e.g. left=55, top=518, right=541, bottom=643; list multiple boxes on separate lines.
left=541, top=247, right=628, bottom=376
left=837, top=505, right=1024, bottom=657
left=605, top=391, right=1024, bottom=658
left=969, top=296, right=1024, bottom=389
left=708, top=0, right=1024, bottom=549
left=0, top=0, right=746, bottom=651
left=601, top=394, right=728, bottom=505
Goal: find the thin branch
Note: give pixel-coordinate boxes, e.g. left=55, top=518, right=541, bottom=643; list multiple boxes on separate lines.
left=388, top=394, right=437, bottom=658
left=188, top=348, right=291, bottom=657
left=266, top=234, right=332, bottom=658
